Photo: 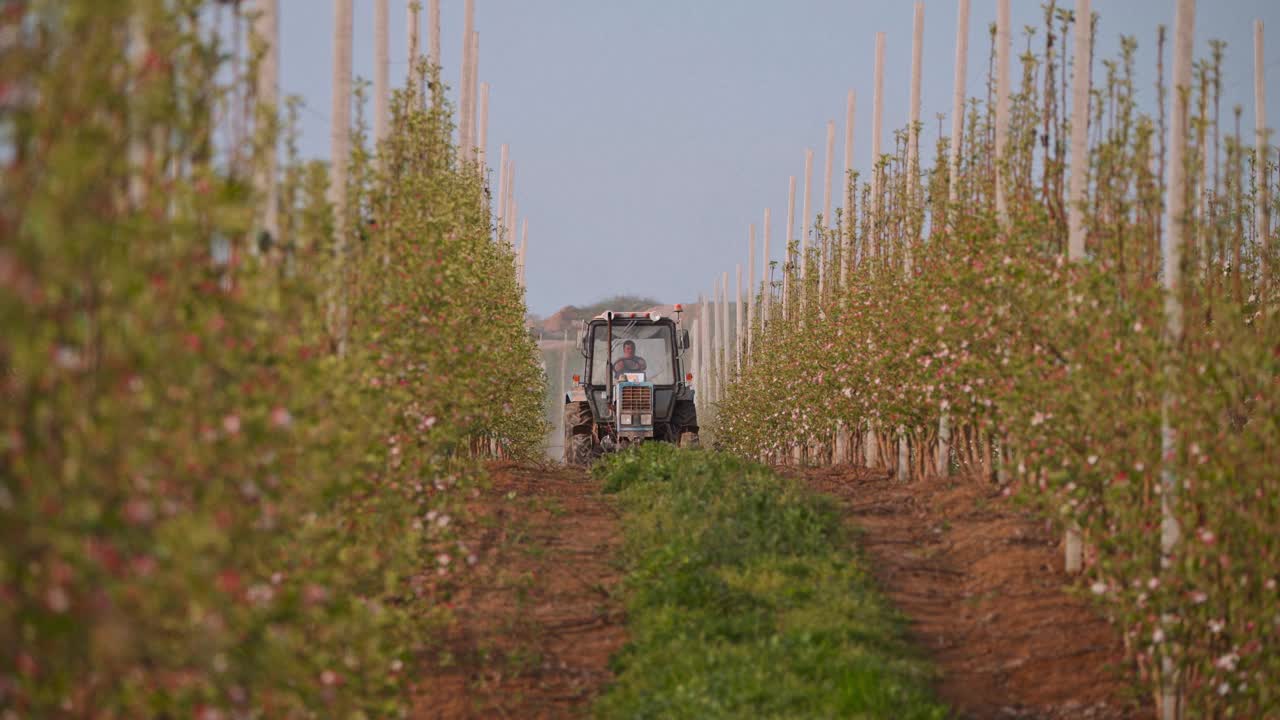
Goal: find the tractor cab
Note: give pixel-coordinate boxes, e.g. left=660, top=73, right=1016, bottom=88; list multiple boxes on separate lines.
left=563, top=309, right=699, bottom=465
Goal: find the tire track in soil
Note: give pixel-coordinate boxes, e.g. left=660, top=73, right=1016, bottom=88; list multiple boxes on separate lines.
left=412, top=462, right=624, bottom=719
left=797, top=465, right=1150, bottom=720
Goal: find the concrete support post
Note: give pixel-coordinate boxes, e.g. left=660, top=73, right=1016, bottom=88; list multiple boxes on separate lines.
left=1159, top=2, right=1196, bottom=717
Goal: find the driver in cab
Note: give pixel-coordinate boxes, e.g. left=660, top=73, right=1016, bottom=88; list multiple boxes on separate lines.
left=613, top=340, right=647, bottom=378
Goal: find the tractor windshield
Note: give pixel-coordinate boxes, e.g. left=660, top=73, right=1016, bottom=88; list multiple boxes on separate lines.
left=590, top=322, right=675, bottom=385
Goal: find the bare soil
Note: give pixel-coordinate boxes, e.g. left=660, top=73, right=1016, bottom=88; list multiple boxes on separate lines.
left=411, top=458, right=1149, bottom=719
left=798, top=464, right=1149, bottom=720
left=412, top=462, right=625, bottom=719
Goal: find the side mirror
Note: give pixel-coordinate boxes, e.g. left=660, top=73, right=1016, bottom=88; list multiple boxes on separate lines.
left=679, top=329, right=691, bottom=349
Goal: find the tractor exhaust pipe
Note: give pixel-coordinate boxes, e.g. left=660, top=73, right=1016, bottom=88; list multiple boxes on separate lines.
left=605, top=311, right=614, bottom=411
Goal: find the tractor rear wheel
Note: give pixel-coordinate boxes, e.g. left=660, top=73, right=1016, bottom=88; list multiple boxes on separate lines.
left=563, top=401, right=594, bottom=467
left=671, top=400, right=699, bottom=444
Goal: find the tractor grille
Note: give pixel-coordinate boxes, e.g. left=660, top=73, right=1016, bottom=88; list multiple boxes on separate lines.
left=619, top=386, right=653, bottom=414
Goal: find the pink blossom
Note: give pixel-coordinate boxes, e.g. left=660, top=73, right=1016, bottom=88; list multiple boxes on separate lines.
left=270, top=407, right=292, bottom=428
left=45, top=586, right=70, bottom=613
left=247, top=584, right=274, bottom=607
left=123, top=497, right=155, bottom=526
left=304, top=584, right=329, bottom=606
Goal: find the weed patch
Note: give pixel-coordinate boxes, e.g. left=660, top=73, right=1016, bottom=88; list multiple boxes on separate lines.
left=594, top=445, right=945, bottom=719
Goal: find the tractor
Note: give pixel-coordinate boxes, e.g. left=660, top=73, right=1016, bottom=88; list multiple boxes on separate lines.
left=562, top=307, right=699, bottom=465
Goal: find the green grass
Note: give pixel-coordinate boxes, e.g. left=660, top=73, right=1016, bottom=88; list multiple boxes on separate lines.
left=592, top=444, right=946, bottom=719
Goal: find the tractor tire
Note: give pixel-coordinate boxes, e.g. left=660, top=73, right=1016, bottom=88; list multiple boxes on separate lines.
left=671, top=400, right=699, bottom=438
left=563, top=401, right=595, bottom=467
left=566, top=433, right=594, bottom=466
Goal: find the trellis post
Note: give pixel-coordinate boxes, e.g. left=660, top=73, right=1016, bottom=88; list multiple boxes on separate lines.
left=1063, top=0, right=1094, bottom=574
left=842, top=90, right=856, bottom=287
left=1159, top=2, right=1195, bottom=717
left=747, top=224, right=756, bottom=363
left=995, top=0, right=1012, bottom=227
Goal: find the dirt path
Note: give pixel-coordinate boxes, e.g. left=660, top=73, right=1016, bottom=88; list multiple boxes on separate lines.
left=800, top=465, right=1148, bottom=720
left=413, top=462, right=625, bottom=719
left=410, top=458, right=1146, bottom=718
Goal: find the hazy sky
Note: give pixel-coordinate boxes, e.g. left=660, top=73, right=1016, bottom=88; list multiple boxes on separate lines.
left=277, top=0, right=1280, bottom=316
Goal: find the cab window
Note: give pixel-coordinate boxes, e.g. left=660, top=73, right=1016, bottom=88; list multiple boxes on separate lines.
left=589, top=323, right=674, bottom=385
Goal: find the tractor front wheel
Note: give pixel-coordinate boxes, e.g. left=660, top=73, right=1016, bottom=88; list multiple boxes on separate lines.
left=563, top=401, right=595, bottom=467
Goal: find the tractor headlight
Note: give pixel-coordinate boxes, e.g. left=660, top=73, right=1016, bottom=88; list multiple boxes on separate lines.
left=641, top=414, right=652, bottom=425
